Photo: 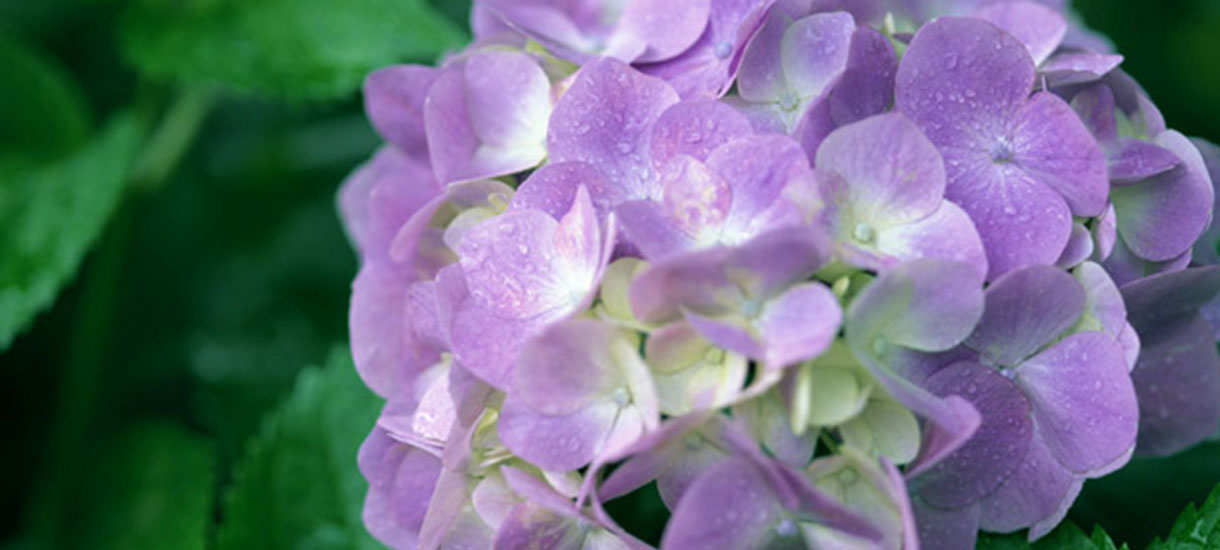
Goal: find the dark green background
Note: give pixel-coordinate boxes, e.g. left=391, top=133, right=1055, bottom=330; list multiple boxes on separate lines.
left=0, top=1, right=1216, bottom=548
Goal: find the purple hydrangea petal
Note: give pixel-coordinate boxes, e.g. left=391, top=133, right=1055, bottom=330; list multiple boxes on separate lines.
left=477, top=1, right=598, bottom=61
left=1015, top=331, right=1138, bottom=475
left=896, top=17, right=1036, bottom=146
left=975, top=437, right=1079, bottom=534
left=848, top=259, right=985, bottom=353
left=736, top=11, right=854, bottom=134
left=492, top=500, right=633, bottom=550
left=755, top=282, right=842, bottom=368
left=1074, top=261, right=1128, bottom=338
left=1102, top=238, right=1193, bottom=286
left=1070, top=82, right=1118, bottom=144
left=389, top=179, right=514, bottom=265
left=598, top=414, right=734, bottom=510
left=498, top=395, right=623, bottom=472
left=914, top=361, right=1033, bottom=509
left=351, top=264, right=420, bottom=397
left=650, top=100, right=754, bottom=165
left=359, top=427, right=442, bottom=548
left=513, top=320, right=630, bottom=416
left=1040, top=52, right=1124, bottom=88
left=1055, top=222, right=1094, bottom=269
left=1105, top=69, right=1166, bottom=138
left=425, top=53, right=552, bottom=184
left=735, top=10, right=788, bottom=103
left=828, top=26, right=897, bottom=127
left=1110, top=137, right=1183, bottom=184
left=417, top=465, right=476, bottom=549
left=463, top=52, right=551, bottom=150
left=500, top=466, right=584, bottom=518
left=735, top=390, right=816, bottom=466
left=661, top=458, right=792, bottom=549
left=615, top=200, right=703, bottom=259
left=548, top=58, right=680, bottom=201
left=451, top=188, right=608, bottom=387
left=1112, top=130, right=1215, bottom=262
left=1007, top=92, right=1109, bottom=216
left=340, top=146, right=443, bottom=263
left=846, top=260, right=985, bottom=475
left=1129, top=316, right=1220, bottom=456
left=655, top=155, right=733, bottom=248
left=966, top=265, right=1085, bottom=367
left=460, top=210, right=587, bottom=318
left=1121, top=267, right=1220, bottom=455
left=705, top=134, right=814, bottom=239
left=511, top=161, right=618, bottom=221
left=617, top=0, right=713, bottom=63
left=1190, top=137, right=1220, bottom=265
left=876, top=202, right=989, bottom=278
left=378, top=364, right=455, bottom=452
left=364, top=65, right=440, bottom=160
left=637, top=0, right=777, bottom=99
left=897, top=17, right=1107, bottom=278
left=912, top=499, right=979, bottom=550
left=686, top=281, right=841, bottom=369
left=778, top=12, right=855, bottom=102
left=972, top=1, right=1066, bottom=66
left=630, top=229, right=829, bottom=323
left=816, top=113, right=945, bottom=225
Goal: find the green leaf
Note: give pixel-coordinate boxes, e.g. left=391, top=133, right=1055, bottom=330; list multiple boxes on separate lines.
left=62, top=421, right=216, bottom=550
left=1070, top=442, right=1220, bottom=548
left=976, top=523, right=1127, bottom=550
left=0, top=114, right=143, bottom=350
left=0, top=32, right=91, bottom=156
left=217, top=347, right=383, bottom=550
left=121, top=0, right=466, bottom=101
left=1148, top=483, right=1220, bottom=550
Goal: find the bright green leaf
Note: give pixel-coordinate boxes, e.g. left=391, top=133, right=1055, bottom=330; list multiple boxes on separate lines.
left=0, top=32, right=91, bottom=156
left=1148, top=482, right=1220, bottom=550
left=0, top=114, right=143, bottom=350
left=217, top=347, right=383, bottom=550
left=976, top=522, right=1126, bottom=550
left=62, top=421, right=216, bottom=550
left=121, top=0, right=466, bottom=101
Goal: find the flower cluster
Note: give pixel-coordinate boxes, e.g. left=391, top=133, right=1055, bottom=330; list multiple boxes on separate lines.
left=339, top=1, right=1220, bottom=549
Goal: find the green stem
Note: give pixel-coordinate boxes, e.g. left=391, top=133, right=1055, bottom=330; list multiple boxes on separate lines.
left=29, top=207, right=132, bottom=549
left=131, top=88, right=215, bottom=191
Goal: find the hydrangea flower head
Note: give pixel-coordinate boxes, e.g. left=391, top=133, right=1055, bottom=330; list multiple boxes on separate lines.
left=339, top=1, right=1220, bottom=548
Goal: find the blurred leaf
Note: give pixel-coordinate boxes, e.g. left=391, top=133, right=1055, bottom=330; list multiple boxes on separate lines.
left=426, top=0, right=472, bottom=29
left=1148, top=482, right=1220, bottom=550
left=0, top=114, right=143, bottom=350
left=976, top=522, right=1126, bottom=550
left=121, top=0, right=466, bottom=101
left=1070, top=442, right=1220, bottom=548
left=217, top=347, right=382, bottom=550
left=60, top=421, right=215, bottom=550
left=0, top=32, right=90, bottom=156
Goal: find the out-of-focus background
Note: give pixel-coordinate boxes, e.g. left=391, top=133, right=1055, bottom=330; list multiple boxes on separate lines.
left=0, top=1, right=1215, bottom=549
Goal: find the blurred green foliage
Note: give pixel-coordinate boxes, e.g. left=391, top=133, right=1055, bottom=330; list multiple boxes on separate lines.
left=0, top=0, right=1215, bottom=549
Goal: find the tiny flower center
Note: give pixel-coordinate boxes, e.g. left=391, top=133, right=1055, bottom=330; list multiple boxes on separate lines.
left=871, top=337, right=889, bottom=357
left=775, top=518, right=799, bottom=538
left=611, top=386, right=631, bottom=407
left=742, top=298, right=764, bottom=318
left=852, top=222, right=876, bottom=244
left=777, top=90, right=801, bottom=112
left=990, top=138, right=1016, bottom=164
